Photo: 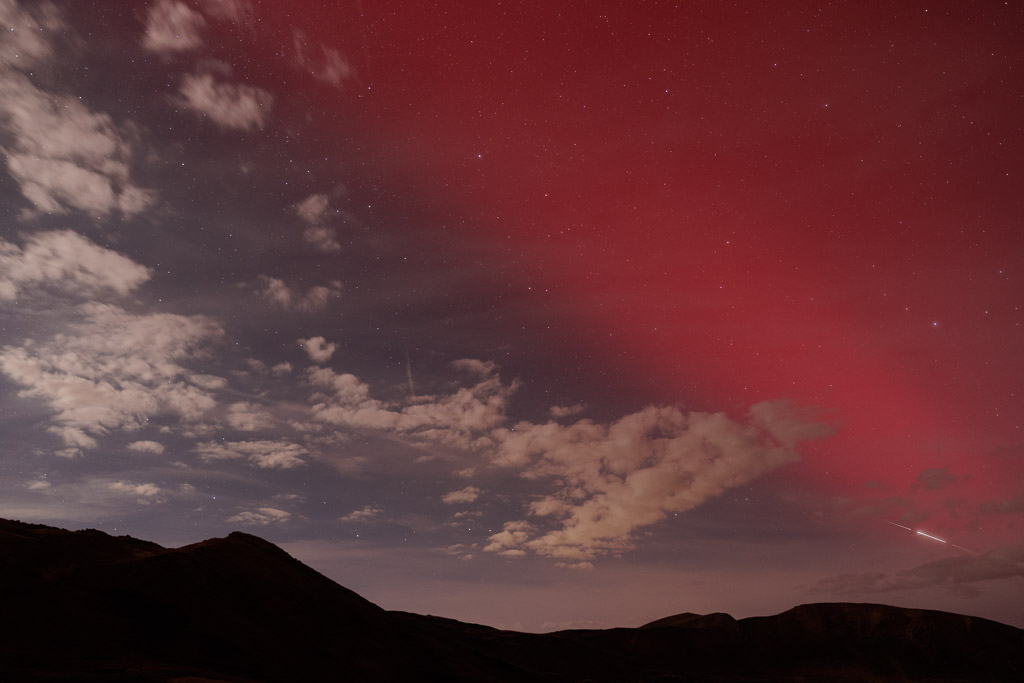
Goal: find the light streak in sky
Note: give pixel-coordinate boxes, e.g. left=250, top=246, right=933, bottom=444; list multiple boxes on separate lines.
left=916, top=530, right=946, bottom=544
left=882, top=521, right=978, bottom=555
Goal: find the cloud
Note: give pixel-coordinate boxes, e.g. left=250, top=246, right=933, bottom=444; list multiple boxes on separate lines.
left=307, top=360, right=518, bottom=450
left=914, top=466, right=958, bottom=491
left=978, top=495, right=1024, bottom=516
left=0, top=1, right=62, bottom=68
left=107, top=480, right=162, bottom=500
left=48, top=426, right=98, bottom=450
left=0, top=4, right=156, bottom=219
left=226, top=507, right=292, bottom=526
left=483, top=521, right=534, bottom=557
left=295, top=193, right=341, bottom=252
left=550, top=403, right=586, bottom=418
left=178, top=73, right=272, bottom=131
left=302, top=223, right=340, bottom=252
left=258, top=276, right=341, bottom=312
left=143, top=0, right=206, bottom=53
left=296, top=193, right=330, bottom=223
left=196, top=439, right=307, bottom=469
left=293, top=29, right=355, bottom=89
left=556, top=561, right=594, bottom=571
left=484, top=400, right=834, bottom=561
left=298, top=336, right=337, bottom=364
left=0, top=303, right=224, bottom=449
left=199, top=0, right=254, bottom=24
left=226, top=401, right=275, bottom=431
left=813, top=544, right=1024, bottom=598
left=0, top=2, right=155, bottom=218
left=127, top=440, right=165, bottom=454
left=4, top=476, right=169, bottom=522
left=0, top=231, right=151, bottom=301
left=340, top=505, right=382, bottom=522
left=442, top=486, right=481, bottom=505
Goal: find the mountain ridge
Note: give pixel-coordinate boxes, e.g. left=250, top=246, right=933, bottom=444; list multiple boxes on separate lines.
left=2, top=517, right=1020, bottom=682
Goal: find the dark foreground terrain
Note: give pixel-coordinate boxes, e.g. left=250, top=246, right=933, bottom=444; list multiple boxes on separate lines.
left=2, top=518, right=1021, bottom=682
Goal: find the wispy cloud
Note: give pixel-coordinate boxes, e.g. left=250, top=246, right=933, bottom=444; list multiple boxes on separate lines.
left=178, top=73, right=272, bottom=131
left=442, top=486, right=481, bottom=505
left=0, top=303, right=224, bottom=451
left=196, top=439, right=307, bottom=469
left=0, top=231, right=151, bottom=301
left=813, top=544, right=1024, bottom=598
left=258, top=276, right=341, bottom=312
left=227, top=506, right=292, bottom=525
left=293, top=29, right=355, bottom=90
left=296, top=193, right=341, bottom=252
left=143, top=0, right=206, bottom=53
left=0, top=3, right=155, bottom=218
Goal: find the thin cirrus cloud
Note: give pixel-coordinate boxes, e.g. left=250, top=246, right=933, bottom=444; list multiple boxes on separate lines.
left=226, top=401, right=276, bottom=432
left=178, top=73, right=273, bottom=131
left=812, top=544, right=1024, bottom=598
left=293, top=29, right=356, bottom=90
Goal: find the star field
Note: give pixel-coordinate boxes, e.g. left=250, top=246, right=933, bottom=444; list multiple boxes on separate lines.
left=0, top=0, right=1022, bottom=631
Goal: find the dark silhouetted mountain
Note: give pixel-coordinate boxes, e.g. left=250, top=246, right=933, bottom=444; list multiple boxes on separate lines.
left=2, top=517, right=1021, bottom=682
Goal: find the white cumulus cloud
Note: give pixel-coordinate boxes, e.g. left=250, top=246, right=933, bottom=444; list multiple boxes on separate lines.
left=298, top=336, right=337, bottom=364
left=127, top=440, right=165, bottom=454
left=484, top=401, right=834, bottom=562
left=0, top=303, right=224, bottom=449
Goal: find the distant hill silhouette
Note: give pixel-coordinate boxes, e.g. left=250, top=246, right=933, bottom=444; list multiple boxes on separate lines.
left=2, top=517, right=1021, bottom=681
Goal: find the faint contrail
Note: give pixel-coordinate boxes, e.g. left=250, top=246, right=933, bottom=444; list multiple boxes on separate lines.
left=884, top=520, right=913, bottom=531
left=405, top=344, right=415, bottom=399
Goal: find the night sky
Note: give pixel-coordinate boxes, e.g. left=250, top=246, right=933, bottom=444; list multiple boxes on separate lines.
left=2, top=0, right=1022, bottom=631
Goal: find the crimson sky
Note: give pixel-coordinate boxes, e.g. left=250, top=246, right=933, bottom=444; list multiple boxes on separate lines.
left=288, top=1, right=1024, bottom=511
left=1, top=0, right=1021, bottom=631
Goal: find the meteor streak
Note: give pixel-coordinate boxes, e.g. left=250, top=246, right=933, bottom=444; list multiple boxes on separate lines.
left=916, top=530, right=946, bottom=544
left=882, top=520, right=978, bottom=555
